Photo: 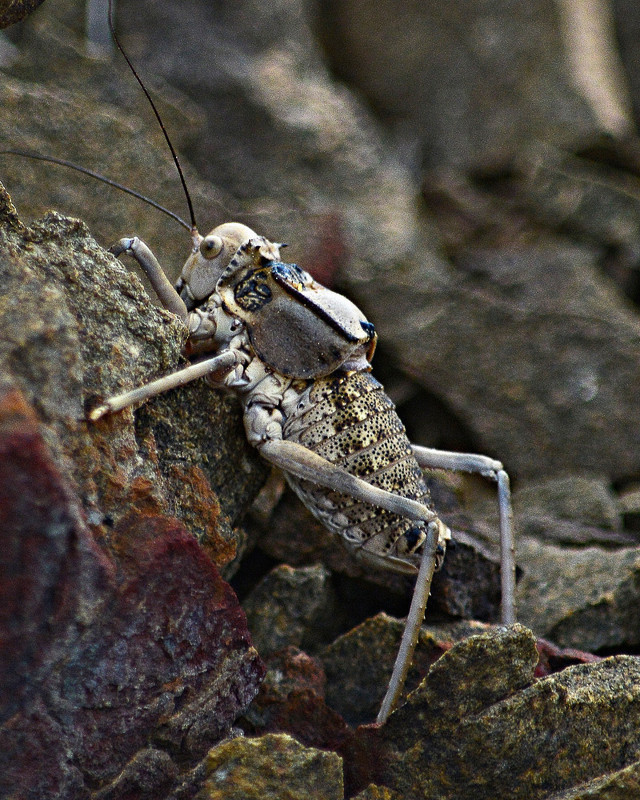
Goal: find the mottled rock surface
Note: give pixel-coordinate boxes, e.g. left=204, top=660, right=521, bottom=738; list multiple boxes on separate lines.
left=0, top=187, right=265, bottom=798
left=516, top=538, right=640, bottom=651
left=198, top=733, right=344, bottom=800
left=239, top=646, right=351, bottom=751
left=344, top=626, right=640, bottom=799
left=318, top=0, right=599, bottom=169
left=0, top=0, right=45, bottom=28
left=0, top=183, right=265, bottom=565
left=321, top=613, right=448, bottom=726
left=243, top=563, right=335, bottom=655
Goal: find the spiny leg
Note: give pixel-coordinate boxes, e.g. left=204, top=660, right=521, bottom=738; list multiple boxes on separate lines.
left=258, top=437, right=449, bottom=723
left=88, top=350, right=240, bottom=420
left=411, top=445, right=516, bottom=625
left=376, top=518, right=443, bottom=724
left=258, top=439, right=439, bottom=527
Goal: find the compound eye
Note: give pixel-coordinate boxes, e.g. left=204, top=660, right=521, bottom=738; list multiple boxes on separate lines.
left=200, top=235, right=224, bottom=259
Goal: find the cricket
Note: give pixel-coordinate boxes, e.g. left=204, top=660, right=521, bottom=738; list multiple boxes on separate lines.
left=9, top=1, right=517, bottom=725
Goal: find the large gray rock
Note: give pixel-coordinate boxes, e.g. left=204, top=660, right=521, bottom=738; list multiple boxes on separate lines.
left=317, top=0, right=599, bottom=169
left=516, top=537, right=640, bottom=651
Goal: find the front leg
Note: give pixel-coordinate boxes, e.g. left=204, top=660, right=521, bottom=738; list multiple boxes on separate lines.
left=110, top=237, right=189, bottom=320
left=88, top=349, right=241, bottom=420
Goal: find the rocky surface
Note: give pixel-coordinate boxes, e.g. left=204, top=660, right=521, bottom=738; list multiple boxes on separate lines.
left=343, top=625, right=640, bottom=799
left=198, top=733, right=344, bottom=800
left=0, top=369, right=264, bottom=796
left=0, top=0, right=46, bottom=28
left=2, top=0, right=640, bottom=798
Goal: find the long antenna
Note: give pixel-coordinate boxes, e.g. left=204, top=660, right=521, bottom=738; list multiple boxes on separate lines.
left=0, top=149, right=191, bottom=231
left=107, top=0, right=198, bottom=235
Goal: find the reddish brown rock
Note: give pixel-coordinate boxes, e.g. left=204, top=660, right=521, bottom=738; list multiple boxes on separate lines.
left=0, top=389, right=264, bottom=797
left=240, top=646, right=351, bottom=751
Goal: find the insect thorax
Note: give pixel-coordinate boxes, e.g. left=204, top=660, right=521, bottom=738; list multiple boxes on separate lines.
left=281, top=371, right=435, bottom=574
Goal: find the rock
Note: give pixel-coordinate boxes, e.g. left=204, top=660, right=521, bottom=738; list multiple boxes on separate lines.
left=0, top=0, right=46, bottom=28
left=242, top=563, right=336, bottom=655
left=353, top=785, right=402, bottom=800
left=516, top=475, right=622, bottom=530
left=198, top=733, right=344, bottom=800
left=91, top=749, right=178, bottom=800
left=431, top=533, right=502, bottom=619
left=534, top=637, right=601, bottom=679
left=250, top=483, right=504, bottom=622
left=0, top=182, right=265, bottom=566
left=344, top=625, right=640, bottom=799
left=317, top=0, right=600, bottom=170
left=513, top=475, right=634, bottom=547
left=545, top=759, right=640, bottom=799
left=516, top=537, right=640, bottom=651
left=421, top=619, right=600, bottom=678
left=239, top=646, right=351, bottom=751
left=391, top=242, right=640, bottom=481
left=0, top=387, right=265, bottom=797
left=517, top=140, right=640, bottom=306
left=613, top=0, right=640, bottom=130
left=321, top=613, right=448, bottom=726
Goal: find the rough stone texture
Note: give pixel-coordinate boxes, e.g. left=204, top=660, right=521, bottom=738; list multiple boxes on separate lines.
left=517, top=475, right=622, bottom=531
left=545, top=759, right=640, bottom=799
left=242, top=563, right=335, bottom=655
left=321, top=613, right=448, bottom=726
left=393, top=242, right=640, bottom=481
left=516, top=537, right=640, bottom=651
left=0, top=182, right=265, bottom=567
left=609, top=0, right=640, bottom=132
left=419, top=619, right=600, bottom=679
left=0, top=385, right=264, bottom=798
left=353, top=786, right=401, bottom=800
left=0, top=0, right=45, bottom=28
left=513, top=475, right=633, bottom=547
left=344, top=625, right=640, bottom=799
left=239, top=646, right=351, bottom=751
left=198, top=733, right=344, bottom=800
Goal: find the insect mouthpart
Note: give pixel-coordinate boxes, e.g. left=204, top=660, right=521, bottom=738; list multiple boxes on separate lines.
left=175, top=276, right=198, bottom=311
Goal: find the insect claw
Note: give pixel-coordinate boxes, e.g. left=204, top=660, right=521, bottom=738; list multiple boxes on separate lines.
left=87, top=402, right=110, bottom=421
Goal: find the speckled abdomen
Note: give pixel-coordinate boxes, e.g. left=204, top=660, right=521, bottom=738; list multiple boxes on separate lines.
left=282, top=371, right=434, bottom=573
